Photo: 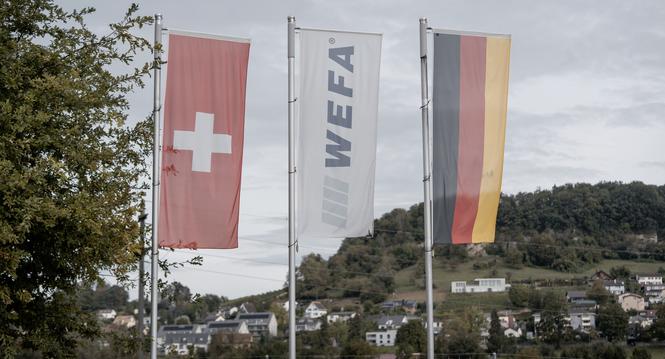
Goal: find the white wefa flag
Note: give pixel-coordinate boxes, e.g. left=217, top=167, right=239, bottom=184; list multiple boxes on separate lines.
left=297, top=29, right=382, bottom=238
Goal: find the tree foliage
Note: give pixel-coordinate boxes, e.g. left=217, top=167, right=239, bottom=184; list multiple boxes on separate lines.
left=0, top=0, right=154, bottom=356
left=597, top=303, right=629, bottom=342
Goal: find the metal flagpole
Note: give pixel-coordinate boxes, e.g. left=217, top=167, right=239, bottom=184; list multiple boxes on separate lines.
left=150, top=13, right=163, bottom=359
left=287, top=15, right=297, bottom=359
left=419, top=17, right=435, bottom=359
left=138, top=208, right=147, bottom=359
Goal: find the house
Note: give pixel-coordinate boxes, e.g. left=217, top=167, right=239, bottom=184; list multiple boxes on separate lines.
left=568, top=308, right=596, bottom=332
left=282, top=300, right=298, bottom=311
left=327, top=311, right=357, bottom=324
left=570, top=299, right=598, bottom=312
left=97, top=309, right=117, bottom=321
left=636, top=274, right=663, bottom=286
left=239, top=302, right=257, bottom=314
left=566, top=291, right=587, bottom=303
left=236, top=312, right=278, bottom=337
left=380, top=300, right=418, bottom=314
left=158, top=325, right=209, bottom=355
left=591, top=270, right=614, bottom=281
left=304, top=301, right=328, bottom=319
left=202, top=312, right=226, bottom=323
left=207, top=320, right=250, bottom=335
left=424, top=318, right=444, bottom=335
left=644, top=284, right=665, bottom=299
left=604, top=280, right=625, bottom=296
left=618, top=293, right=646, bottom=312
left=366, top=330, right=398, bottom=347
left=112, top=315, right=136, bottom=328
left=504, top=327, right=522, bottom=338
left=371, top=315, right=418, bottom=330
left=296, top=317, right=322, bottom=332
left=450, top=278, right=509, bottom=293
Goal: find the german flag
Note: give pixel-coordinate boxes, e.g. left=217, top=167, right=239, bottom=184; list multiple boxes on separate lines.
left=432, top=30, right=511, bottom=244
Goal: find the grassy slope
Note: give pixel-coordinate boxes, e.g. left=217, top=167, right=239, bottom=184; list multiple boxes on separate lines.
left=393, top=257, right=664, bottom=306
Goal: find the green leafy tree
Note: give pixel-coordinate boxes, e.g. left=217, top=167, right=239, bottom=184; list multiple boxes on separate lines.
left=632, top=347, right=652, bottom=359
left=486, top=309, right=504, bottom=354
left=597, top=302, right=629, bottom=342
left=650, top=304, right=665, bottom=340
left=341, top=339, right=375, bottom=358
left=536, top=291, right=568, bottom=347
left=0, top=1, right=154, bottom=356
left=296, top=253, right=331, bottom=299
left=395, top=320, right=426, bottom=358
left=588, top=280, right=612, bottom=305
left=508, top=285, right=530, bottom=307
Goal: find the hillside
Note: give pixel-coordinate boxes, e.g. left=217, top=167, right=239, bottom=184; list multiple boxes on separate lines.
left=294, top=181, right=665, bottom=307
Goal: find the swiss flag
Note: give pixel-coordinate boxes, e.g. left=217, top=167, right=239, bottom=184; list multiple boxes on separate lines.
left=159, top=32, right=250, bottom=249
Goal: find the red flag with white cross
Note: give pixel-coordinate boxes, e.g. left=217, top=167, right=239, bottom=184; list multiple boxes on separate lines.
left=159, top=31, right=250, bottom=249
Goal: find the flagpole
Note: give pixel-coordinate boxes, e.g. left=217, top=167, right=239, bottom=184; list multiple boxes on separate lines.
left=150, top=13, right=163, bottom=359
left=287, top=15, right=297, bottom=359
left=419, top=17, right=435, bottom=359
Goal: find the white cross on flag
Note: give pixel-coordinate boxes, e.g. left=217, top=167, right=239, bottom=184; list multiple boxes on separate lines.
left=159, top=31, right=250, bottom=249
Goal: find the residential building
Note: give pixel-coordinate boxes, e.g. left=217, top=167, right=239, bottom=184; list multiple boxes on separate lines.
left=207, top=320, right=249, bottom=335
left=568, top=308, right=596, bottom=332
left=570, top=300, right=598, bottom=312
left=619, top=293, right=646, bottom=312
left=282, top=300, right=298, bottom=311
left=504, top=327, right=522, bottom=338
left=304, top=301, right=328, bottom=319
left=296, top=317, right=322, bottom=332
left=371, top=315, right=419, bottom=330
left=236, top=312, right=278, bottom=337
left=644, top=284, right=665, bottom=298
left=566, top=291, right=587, bottom=303
left=636, top=274, right=663, bottom=286
left=97, top=309, right=117, bottom=321
left=604, top=280, right=625, bottom=295
left=158, top=325, right=209, bottom=355
left=380, top=299, right=417, bottom=314
left=450, top=278, right=509, bottom=293
left=112, top=315, right=136, bottom=329
left=239, top=302, right=257, bottom=314
left=591, top=270, right=614, bottom=281
left=366, top=330, right=398, bottom=347
left=327, top=311, right=357, bottom=324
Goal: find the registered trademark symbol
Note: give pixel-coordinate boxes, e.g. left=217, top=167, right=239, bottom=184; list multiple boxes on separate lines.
left=329, top=37, right=335, bottom=44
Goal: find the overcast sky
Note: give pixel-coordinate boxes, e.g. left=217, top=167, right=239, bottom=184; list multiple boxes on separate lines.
left=60, top=0, right=665, bottom=300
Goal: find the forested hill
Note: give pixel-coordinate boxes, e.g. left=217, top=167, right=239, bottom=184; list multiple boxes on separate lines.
left=296, top=181, right=665, bottom=302
left=496, top=181, right=665, bottom=237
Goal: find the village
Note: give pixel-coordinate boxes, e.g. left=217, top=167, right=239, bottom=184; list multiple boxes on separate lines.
left=88, top=269, right=665, bottom=356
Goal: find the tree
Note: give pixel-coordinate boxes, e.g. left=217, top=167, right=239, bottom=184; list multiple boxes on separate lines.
left=514, top=347, right=542, bottom=359
left=650, top=304, right=665, bottom=340
left=0, top=1, right=153, bottom=356
left=588, top=280, right=612, bottom=305
left=509, top=285, right=530, bottom=307
left=296, top=253, right=331, bottom=299
left=487, top=309, right=504, bottom=355
left=341, top=339, right=375, bottom=358
left=536, top=291, right=568, bottom=347
left=632, top=347, right=652, bottom=359
left=395, top=320, right=426, bottom=358
left=597, top=303, right=629, bottom=342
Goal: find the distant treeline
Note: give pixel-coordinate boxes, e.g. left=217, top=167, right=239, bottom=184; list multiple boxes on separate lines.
left=296, top=182, right=665, bottom=302
left=497, top=181, right=665, bottom=237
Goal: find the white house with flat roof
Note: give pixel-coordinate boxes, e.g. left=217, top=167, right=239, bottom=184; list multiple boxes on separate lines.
left=451, top=278, right=509, bottom=293
left=366, top=330, right=397, bottom=347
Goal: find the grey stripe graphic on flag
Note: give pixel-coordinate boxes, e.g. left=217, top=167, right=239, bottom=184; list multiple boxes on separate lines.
left=322, top=176, right=348, bottom=227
